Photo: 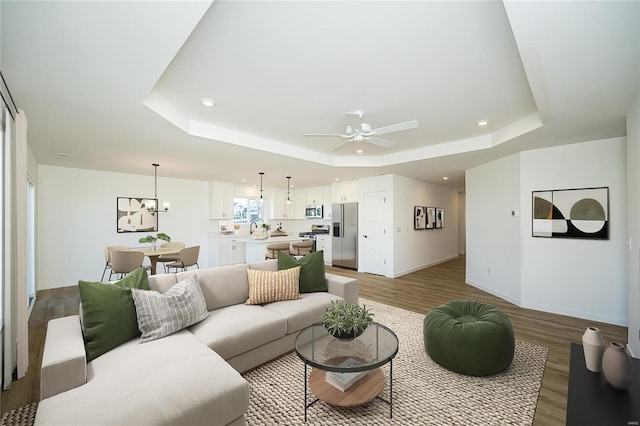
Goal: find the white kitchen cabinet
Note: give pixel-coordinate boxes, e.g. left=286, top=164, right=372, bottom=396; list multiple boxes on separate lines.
left=331, top=180, right=359, bottom=203
left=315, top=234, right=332, bottom=265
left=208, top=181, right=234, bottom=219
left=210, top=237, right=246, bottom=267
left=306, top=187, right=323, bottom=205
left=289, top=188, right=307, bottom=219
left=322, top=185, right=332, bottom=219
left=268, top=187, right=306, bottom=219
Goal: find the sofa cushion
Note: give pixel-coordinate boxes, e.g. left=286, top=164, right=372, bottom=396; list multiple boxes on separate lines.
left=35, top=330, right=249, bottom=426
left=246, top=267, right=301, bottom=305
left=263, top=292, right=343, bottom=334
left=147, top=273, right=178, bottom=293
left=278, top=250, right=328, bottom=293
left=78, top=268, right=149, bottom=361
left=132, top=276, right=209, bottom=343
left=177, top=263, right=249, bottom=311
left=248, top=259, right=278, bottom=271
left=189, top=304, right=287, bottom=360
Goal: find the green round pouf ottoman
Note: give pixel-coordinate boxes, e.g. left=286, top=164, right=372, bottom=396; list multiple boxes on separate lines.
left=423, top=300, right=515, bottom=376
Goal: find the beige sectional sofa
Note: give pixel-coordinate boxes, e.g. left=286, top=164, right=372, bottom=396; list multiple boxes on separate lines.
left=35, top=259, right=358, bottom=425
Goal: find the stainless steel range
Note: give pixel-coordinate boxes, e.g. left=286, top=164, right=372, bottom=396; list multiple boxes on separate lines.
left=298, top=225, right=330, bottom=252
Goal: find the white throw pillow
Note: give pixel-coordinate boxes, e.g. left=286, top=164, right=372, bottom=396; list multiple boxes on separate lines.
left=131, top=275, right=209, bottom=343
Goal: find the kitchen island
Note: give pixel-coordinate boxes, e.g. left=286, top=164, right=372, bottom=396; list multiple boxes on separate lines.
left=245, top=235, right=309, bottom=262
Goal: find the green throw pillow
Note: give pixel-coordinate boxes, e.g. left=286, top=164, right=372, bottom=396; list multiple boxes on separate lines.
left=78, top=268, right=149, bottom=361
left=277, top=250, right=327, bottom=293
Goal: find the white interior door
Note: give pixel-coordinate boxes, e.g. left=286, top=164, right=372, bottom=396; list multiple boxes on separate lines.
left=360, top=191, right=387, bottom=276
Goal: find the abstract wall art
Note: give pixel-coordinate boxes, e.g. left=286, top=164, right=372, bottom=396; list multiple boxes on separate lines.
left=426, top=207, right=435, bottom=229
left=117, top=197, right=158, bottom=233
left=532, top=187, right=608, bottom=239
left=435, top=208, right=445, bottom=229
left=414, top=206, right=426, bottom=230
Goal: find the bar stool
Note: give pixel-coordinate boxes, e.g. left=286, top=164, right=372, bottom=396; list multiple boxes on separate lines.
left=265, top=242, right=291, bottom=260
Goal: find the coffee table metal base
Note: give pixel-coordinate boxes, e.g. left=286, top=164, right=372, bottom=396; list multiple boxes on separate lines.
left=303, top=360, right=393, bottom=422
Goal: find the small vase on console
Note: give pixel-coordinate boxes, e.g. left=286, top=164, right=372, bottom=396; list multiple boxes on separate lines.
left=582, top=326, right=606, bottom=372
left=602, top=342, right=634, bottom=390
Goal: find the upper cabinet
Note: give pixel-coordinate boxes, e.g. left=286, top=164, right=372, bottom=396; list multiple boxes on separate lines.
left=209, top=181, right=234, bottom=219
left=331, top=180, right=359, bottom=203
left=306, top=187, right=323, bottom=205
left=267, top=187, right=306, bottom=219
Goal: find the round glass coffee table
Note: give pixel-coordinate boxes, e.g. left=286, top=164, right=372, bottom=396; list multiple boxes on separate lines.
left=294, top=322, right=399, bottom=422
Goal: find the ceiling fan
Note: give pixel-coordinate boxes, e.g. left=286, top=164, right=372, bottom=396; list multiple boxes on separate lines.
left=302, top=111, right=419, bottom=151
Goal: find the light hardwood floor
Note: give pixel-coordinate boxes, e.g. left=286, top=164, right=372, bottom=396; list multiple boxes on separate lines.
left=1, top=256, right=628, bottom=425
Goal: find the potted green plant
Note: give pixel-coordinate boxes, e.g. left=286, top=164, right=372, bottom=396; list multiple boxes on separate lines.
left=261, top=223, right=271, bottom=233
left=323, top=301, right=374, bottom=340
left=139, top=232, right=171, bottom=250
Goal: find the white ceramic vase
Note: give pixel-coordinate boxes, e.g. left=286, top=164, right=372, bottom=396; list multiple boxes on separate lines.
left=602, top=342, right=634, bottom=390
left=582, top=326, right=606, bottom=373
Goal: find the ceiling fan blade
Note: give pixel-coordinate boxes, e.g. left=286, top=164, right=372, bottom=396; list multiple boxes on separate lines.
left=331, top=139, right=352, bottom=151
left=368, top=136, right=395, bottom=148
left=302, top=133, right=345, bottom=138
left=370, top=120, right=419, bottom=136
left=345, top=112, right=363, bottom=133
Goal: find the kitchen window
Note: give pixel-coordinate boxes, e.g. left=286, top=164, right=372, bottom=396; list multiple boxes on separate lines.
left=233, top=197, right=263, bottom=224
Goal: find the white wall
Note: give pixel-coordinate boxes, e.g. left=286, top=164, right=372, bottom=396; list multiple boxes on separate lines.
left=458, top=192, right=466, bottom=255
left=392, top=175, right=458, bottom=277
left=466, top=137, right=629, bottom=326
left=37, top=166, right=216, bottom=289
left=520, top=137, right=627, bottom=326
left=627, top=93, right=640, bottom=355
left=466, top=154, right=522, bottom=305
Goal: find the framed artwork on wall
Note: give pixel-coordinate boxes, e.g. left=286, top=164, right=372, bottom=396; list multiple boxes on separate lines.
left=435, top=208, right=445, bottom=228
left=414, top=206, right=426, bottom=230
left=426, top=207, right=435, bottom=229
left=117, top=197, right=158, bottom=233
left=532, top=187, right=609, bottom=239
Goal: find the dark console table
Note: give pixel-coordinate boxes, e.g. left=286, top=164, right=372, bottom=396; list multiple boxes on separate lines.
left=566, top=343, right=639, bottom=426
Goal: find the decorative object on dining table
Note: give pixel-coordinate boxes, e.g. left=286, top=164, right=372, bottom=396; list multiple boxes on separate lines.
left=602, top=342, right=634, bottom=390
left=117, top=197, right=159, bottom=233
left=146, top=163, right=170, bottom=214
left=139, top=233, right=171, bottom=251
left=323, top=301, right=374, bottom=340
left=581, top=326, right=606, bottom=373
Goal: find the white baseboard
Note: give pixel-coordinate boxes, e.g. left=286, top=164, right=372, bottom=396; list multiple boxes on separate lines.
left=391, top=255, right=459, bottom=278
left=465, top=279, right=521, bottom=306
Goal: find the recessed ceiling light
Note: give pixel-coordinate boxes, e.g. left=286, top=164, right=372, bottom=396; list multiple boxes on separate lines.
left=442, top=177, right=449, bottom=180
left=241, top=179, right=246, bottom=182
left=56, top=152, right=70, bottom=157
left=334, top=178, right=340, bottom=181
left=476, top=119, right=489, bottom=127
left=356, top=149, right=363, bottom=154
left=200, top=98, right=216, bottom=108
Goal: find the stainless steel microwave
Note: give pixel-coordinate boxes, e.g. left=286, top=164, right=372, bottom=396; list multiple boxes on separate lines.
left=305, top=205, right=323, bottom=219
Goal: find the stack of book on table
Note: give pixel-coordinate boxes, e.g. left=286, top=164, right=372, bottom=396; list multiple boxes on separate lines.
left=325, top=358, right=367, bottom=392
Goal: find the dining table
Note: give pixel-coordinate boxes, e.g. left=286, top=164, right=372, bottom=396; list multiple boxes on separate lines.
left=134, top=247, right=181, bottom=275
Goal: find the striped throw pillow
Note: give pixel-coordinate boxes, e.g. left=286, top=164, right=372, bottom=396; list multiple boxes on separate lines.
left=131, top=275, right=209, bottom=343
left=246, top=266, right=301, bottom=305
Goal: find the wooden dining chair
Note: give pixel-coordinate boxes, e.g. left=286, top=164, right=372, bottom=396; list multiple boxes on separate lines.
left=265, top=242, right=292, bottom=260
left=109, top=250, right=145, bottom=279
left=101, top=245, right=130, bottom=281
left=157, top=241, right=186, bottom=273
left=166, top=246, right=200, bottom=273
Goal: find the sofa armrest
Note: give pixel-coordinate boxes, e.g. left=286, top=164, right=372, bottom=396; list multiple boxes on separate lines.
left=326, top=273, right=358, bottom=304
left=41, top=315, right=87, bottom=400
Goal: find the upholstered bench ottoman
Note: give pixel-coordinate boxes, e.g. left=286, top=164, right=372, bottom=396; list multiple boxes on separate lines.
left=423, top=300, right=515, bottom=376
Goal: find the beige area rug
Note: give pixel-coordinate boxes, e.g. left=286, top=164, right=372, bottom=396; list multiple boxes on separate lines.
left=243, top=299, right=549, bottom=426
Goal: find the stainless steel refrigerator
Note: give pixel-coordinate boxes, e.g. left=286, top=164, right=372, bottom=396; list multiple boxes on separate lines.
left=332, top=203, right=358, bottom=269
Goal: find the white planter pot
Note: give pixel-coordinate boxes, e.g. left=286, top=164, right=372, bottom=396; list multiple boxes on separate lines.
left=582, top=326, right=606, bottom=373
